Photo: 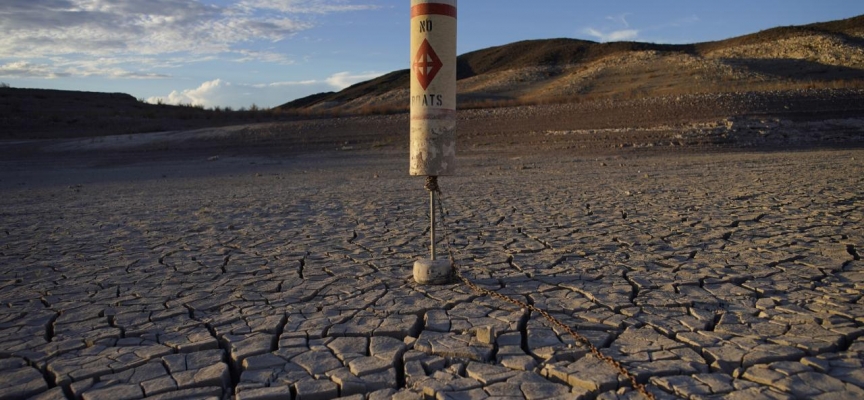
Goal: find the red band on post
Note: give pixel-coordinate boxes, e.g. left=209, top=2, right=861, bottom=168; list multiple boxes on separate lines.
left=411, top=3, right=457, bottom=18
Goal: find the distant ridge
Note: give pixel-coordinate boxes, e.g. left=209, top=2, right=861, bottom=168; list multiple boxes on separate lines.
left=277, top=14, right=864, bottom=112
left=0, top=86, right=261, bottom=139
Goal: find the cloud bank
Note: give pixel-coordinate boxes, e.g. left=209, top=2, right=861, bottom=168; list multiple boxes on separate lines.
left=0, top=0, right=378, bottom=78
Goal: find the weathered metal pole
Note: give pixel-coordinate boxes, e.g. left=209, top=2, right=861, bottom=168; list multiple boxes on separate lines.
left=411, top=0, right=456, bottom=285
left=430, top=190, right=436, bottom=260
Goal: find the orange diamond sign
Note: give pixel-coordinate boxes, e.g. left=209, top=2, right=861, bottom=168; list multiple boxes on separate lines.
left=413, top=39, right=443, bottom=91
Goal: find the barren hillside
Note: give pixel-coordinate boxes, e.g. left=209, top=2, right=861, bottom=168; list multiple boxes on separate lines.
left=278, top=15, right=864, bottom=113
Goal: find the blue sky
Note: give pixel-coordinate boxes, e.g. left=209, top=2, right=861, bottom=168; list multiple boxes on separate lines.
left=1, top=0, right=863, bottom=109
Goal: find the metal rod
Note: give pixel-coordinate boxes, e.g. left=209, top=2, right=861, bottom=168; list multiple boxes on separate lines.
left=430, top=189, right=436, bottom=260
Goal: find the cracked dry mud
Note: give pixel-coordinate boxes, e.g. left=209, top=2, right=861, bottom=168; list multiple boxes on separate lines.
left=1, top=148, right=863, bottom=400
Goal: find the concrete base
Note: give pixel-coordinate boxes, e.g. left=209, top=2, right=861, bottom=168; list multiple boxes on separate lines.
left=413, top=258, right=451, bottom=285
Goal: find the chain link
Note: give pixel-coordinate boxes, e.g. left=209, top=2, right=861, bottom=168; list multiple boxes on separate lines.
left=428, top=185, right=657, bottom=400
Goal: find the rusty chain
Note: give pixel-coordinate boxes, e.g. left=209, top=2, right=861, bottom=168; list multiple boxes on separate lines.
left=427, top=183, right=657, bottom=400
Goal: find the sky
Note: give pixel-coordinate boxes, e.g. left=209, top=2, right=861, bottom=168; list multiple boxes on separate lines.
left=2, top=0, right=864, bottom=109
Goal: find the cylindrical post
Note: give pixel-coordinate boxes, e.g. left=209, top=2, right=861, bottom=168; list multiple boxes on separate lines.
left=412, top=1, right=455, bottom=285
left=430, top=190, right=436, bottom=260
left=410, top=0, right=457, bottom=176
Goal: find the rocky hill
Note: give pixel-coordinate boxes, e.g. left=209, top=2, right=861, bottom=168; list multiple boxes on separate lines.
left=278, top=15, right=864, bottom=113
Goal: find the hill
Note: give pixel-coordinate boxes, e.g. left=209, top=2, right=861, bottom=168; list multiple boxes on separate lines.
left=277, top=15, right=864, bottom=112
left=0, top=87, right=288, bottom=140
left=3, top=14, right=864, bottom=143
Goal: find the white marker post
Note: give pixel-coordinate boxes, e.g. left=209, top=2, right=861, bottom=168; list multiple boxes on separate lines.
left=410, top=0, right=456, bottom=285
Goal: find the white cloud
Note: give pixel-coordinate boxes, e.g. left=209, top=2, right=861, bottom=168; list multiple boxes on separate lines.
left=606, top=13, right=631, bottom=28
left=147, top=70, right=383, bottom=109
left=325, top=71, right=385, bottom=89
left=584, top=28, right=640, bottom=42
left=585, top=13, right=703, bottom=44
left=0, top=61, right=69, bottom=78
left=157, top=78, right=230, bottom=106
left=0, top=0, right=377, bottom=77
left=253, top=80, right=319, bottom=88
left=231, top=50, right=296, bottom=64
left=0, top=59, right=170, bottom=79
left=238, top=0, right=379, bottom=14
left=584, top=12, right=642, bottom=42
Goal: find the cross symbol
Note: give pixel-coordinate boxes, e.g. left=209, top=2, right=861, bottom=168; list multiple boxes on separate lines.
left=413, top=39, right=443, bottom=91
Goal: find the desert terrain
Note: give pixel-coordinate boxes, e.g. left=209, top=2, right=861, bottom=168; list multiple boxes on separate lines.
left=2, top=94, right=864, bottom=399
left=1, top=15, right=864, bottom=400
